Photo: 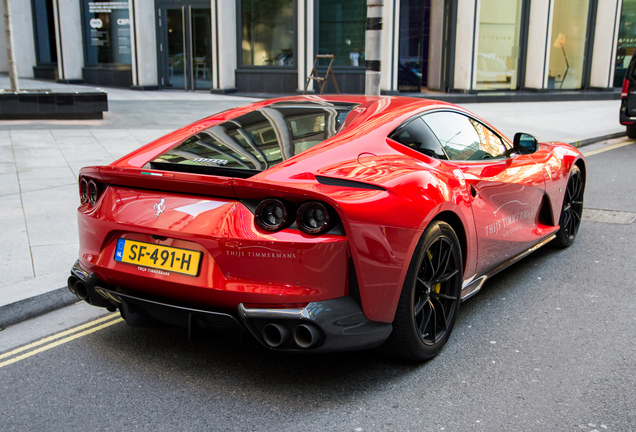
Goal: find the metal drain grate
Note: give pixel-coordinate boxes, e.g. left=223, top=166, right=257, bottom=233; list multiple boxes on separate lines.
left=582, top=208, right=636, bottom=225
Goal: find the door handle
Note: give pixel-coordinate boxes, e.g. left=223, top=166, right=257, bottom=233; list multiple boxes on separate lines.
left=470, top=185, right=478, bottom=198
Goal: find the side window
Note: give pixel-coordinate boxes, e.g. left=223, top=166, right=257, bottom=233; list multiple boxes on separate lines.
left=423, top=111, right=509, bottom=161
left=389, top=117, right=447, bottom=159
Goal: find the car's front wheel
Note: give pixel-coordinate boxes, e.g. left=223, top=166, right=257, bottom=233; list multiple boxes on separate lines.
left=553, top=165, right=584, bottom=248
left=388, top=221, right=463, bottom=361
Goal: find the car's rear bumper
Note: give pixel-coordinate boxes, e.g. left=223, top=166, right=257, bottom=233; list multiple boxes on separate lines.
left=77, top=187, right=350, bottom=310
left=69, top=261, right=392, bottom=353
left=619, top=100, right=635, bottom=125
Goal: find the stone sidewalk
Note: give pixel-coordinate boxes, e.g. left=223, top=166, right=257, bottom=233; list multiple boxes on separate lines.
left=0, top=75, right=625, bottom=328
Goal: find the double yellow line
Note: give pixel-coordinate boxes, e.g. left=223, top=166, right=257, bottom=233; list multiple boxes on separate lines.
left=0, top=314, right=123, bottom=369
left=583, top=139, right=636, bottom=156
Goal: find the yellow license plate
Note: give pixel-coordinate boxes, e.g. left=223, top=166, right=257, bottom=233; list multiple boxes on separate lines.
left=114, top=239, right=202, bottom=276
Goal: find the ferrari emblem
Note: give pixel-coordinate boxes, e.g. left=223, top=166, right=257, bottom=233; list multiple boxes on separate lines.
left=153, top=198, right=166, bottom=219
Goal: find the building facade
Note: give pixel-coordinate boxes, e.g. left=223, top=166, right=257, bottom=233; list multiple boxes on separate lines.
left=0, top=0, right=632, bottom=94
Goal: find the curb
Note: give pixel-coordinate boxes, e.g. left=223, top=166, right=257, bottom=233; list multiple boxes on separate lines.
left=0, top=287, right=77, bottom=329
left=569, top=131, right=626, bottom=148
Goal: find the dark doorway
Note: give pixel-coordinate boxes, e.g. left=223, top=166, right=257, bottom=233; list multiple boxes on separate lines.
left=32, top=0, right=58, bottom=80
left=157, top=2, right=212, bottom=90
left=398, top=0, right=430, bottom=92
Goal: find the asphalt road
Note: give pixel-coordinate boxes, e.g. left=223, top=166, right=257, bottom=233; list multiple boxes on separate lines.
left=1, top=140, right=635, bottom=432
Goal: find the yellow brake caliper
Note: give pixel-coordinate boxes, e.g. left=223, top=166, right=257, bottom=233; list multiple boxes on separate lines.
left=427, top=250, right=441, bottom=293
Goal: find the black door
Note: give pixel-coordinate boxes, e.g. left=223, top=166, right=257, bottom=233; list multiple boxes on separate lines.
left=397, top=0, right=430, bottom=91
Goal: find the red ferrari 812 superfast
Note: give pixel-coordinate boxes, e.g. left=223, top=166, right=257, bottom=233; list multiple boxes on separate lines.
left=69, top=96, right=585, bottom=360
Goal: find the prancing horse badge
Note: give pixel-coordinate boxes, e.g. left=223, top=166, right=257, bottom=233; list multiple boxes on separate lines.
left=153, top=198, right=165, bottom=219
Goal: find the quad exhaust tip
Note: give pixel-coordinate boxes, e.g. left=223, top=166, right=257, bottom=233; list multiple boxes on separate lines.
left=261, top=322, right=322, bottom=349
left=293, top=324, right=321, bottom=349
left=262, top=323, right=290, bottom=348
left=67, top=275, right=88, bottom=301
left=67, top=276, right=78, bottom=295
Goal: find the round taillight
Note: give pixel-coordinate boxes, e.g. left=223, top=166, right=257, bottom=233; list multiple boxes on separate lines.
left=297, top=201, right=331, bottom=234
left=80, top=178, right=89, bottom=204
left=88, top=180, right=99, bottom=206
left=255, top=199, right=288, bottom=231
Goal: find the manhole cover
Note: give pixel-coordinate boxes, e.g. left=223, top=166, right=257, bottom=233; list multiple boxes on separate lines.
left=582, top=208, right=636, bottom=224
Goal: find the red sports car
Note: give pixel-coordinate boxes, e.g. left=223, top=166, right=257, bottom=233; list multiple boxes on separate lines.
left=69, top=96, right=585, bottom=360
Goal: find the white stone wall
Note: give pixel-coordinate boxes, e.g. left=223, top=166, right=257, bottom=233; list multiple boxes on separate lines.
left=54, top=0, right=84, bottom=81
left=0, top=0, right=37, bottom=78
left=130, top=0, right=158, bottom=87
left=380, top=0, right=398, bottom=92
left=453, top=0, right=476, bottom=91
left=297, top=0, right=315, bottom=93
left=590, top=0, right=622, bottom=88
left=213, top=0, right=237, bottom=91
left=524, top=0, right=550, bottom=89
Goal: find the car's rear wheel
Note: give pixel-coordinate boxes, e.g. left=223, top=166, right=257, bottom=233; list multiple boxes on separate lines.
left=388, top=221, right=463, bottom=361
left=553, top=165, right=584, bottom=248
left=627, top=125, right=636, bottom=139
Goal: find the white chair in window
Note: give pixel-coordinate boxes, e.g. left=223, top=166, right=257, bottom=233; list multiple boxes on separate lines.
left=195, top=57, right=208, bottom=79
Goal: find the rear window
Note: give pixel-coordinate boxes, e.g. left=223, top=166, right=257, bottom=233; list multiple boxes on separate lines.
left=147, top=102, right=357, bottom=178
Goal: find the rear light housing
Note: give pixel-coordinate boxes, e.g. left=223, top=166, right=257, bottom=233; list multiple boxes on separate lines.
left=254, top=198, right=339, bottom=235
left=296, top=201, right=334, bottom=234
left=622, top=78, right=629, bottom=98
left=255, top=198, right=290, bottom=231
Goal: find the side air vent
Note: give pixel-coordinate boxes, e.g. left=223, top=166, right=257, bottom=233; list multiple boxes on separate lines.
left=315, top=175, right=385, bottom=191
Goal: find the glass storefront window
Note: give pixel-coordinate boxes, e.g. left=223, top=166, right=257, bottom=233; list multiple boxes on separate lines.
left=547, top=0, right=590, bottom=89
left=241, top=0, right=294, bottom=67
left=81, top=0, right=132, bottom=65
left=614, top=0, right=636, bottom=87
left=161, top=6, right=212, bottom=91
left=317, top=0, right=366, bottom=67
left=474, top=0, right=522, bottom=90
left=32, top=0, right=57, bottom=65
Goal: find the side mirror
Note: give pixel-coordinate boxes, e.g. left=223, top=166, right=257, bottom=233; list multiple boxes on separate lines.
left=513, top=132, right=538, bottom=155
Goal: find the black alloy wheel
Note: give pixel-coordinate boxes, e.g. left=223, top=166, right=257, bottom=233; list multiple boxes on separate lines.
left=554, top=165, right=584, bottom=248
left=389, top=221, right=463, bottom=361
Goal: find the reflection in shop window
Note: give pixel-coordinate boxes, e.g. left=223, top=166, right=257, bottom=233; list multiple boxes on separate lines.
left=149, top=104, right=355, bottom=173
left=317, top=0, right=366, bottom=67
left=547, top=0, right=590, bottom=89
left=241, top=0, right=294, bottom=67
left=471, top=120, right=507, bottom=158
left=614, top=0, right=636, bottom=87
left=474, top=0, right=522, bottom=90
left=81, top=0, right=131, bottom=65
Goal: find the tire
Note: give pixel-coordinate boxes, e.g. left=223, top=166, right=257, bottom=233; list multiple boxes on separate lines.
left=553, top=165, right=584, bottom=248
left=627, top=125, right=636, bottom=139
left=388, top=221, right=463, bottom=361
